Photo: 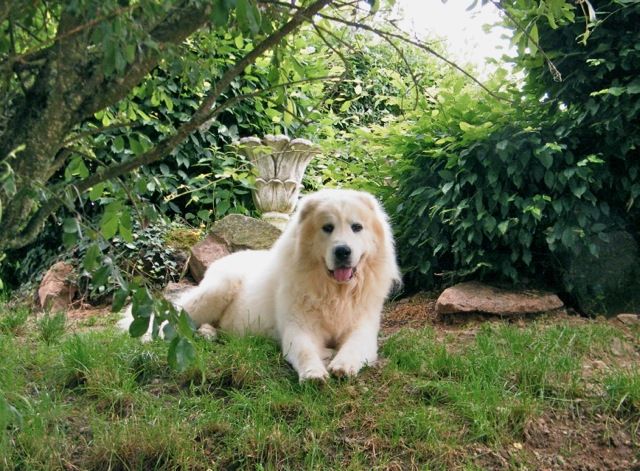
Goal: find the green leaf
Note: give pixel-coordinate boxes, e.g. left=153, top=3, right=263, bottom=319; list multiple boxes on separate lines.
left=537, top=152, right=553, bottom=169
left=528, top=23, right=539, bottom=56
left=561, top=227, right=575, bottom=248
left=129, top=315, right=150, bottom=338
left=196, top=209, right=211, bottom=221
left=459, top=121, right=473, bottom=132
left=65, top=156, right=89, bottom=180
left=113, top=136, right=125, bottom=153
left=168, top=337, right=196, bottom=372
left=176, top=309, right=195, bottom=338
left=112, top=287, right=129, bottom=313
left=119, top=207, right=133, bottom=243
left=236, top=0, right=261, bottom=34
left=100, top=203, right=121, bottom=239
left=484, top=216, right=497, bottom=233
left=89, top=182, right=106, bottom=201
left=129, top=136, right=143, bottom=155
left=212, top=0, right=232, bottom=27
left=63, top=217, right=80, bottom=234
left=92, top=265, right=110, bottom=287
left=83, top=243, right=101, bottom=272
left=339, top=100, right=352, bottom=112
left=162, top=322, right=177, bottom=341
left=131, top=289, right=154, bottom=319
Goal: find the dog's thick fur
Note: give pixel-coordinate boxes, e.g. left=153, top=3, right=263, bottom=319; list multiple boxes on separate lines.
left=125, top=189, right=400, bottom=381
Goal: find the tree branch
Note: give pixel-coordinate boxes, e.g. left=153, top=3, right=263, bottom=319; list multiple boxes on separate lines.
left=8, top=0, right=334, bottom=250
left=491, top=0, right=561, bottom=82
left=317, top=11, right=512, bottom=103
left=0, top=4, right=137, bottom=72
left=263, top=0, right=511, bottom=102
left=81, top=2, right=215, bottom=118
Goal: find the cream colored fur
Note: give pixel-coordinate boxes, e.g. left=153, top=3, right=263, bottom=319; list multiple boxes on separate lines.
left=123, top=189, right=401, bottom=382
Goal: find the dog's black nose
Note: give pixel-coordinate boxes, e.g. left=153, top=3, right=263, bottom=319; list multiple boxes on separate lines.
left=334, top=245, right=351, bottom=262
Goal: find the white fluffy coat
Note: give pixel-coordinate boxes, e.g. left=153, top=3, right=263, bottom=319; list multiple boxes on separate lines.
left=125, top=189, right=400, bottom=382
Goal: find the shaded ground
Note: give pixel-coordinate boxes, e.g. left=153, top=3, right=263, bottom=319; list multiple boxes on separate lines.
left=383, top=293, right=640, bottom=470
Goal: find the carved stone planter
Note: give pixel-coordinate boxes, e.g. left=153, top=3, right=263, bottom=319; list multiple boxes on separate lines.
left=237, top=135, right=319, bottom=229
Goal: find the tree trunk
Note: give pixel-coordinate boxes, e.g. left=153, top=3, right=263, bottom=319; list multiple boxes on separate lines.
left=0, top=3, right=214, bottom=251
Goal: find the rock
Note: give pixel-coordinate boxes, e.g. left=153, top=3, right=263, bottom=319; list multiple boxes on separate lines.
left=610, top=337, right=624, bottom=356
left=187, top=215, right=282, bottom=282
left=560, top=231, right=640, bottom=316
left=616, top=313, right=639, bottom=325
left=210, top=214, right=282, bottom=251
left=436, top=281, right=564, bottom=316
left=38, top=261, right=77, bottom=311
left=163, top=280, right=196, bottom=302
left=188, top=234, right=230, bottom=282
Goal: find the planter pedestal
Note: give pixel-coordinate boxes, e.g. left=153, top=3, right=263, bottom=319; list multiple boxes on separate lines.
left=238, top=135, right=319, bottom=230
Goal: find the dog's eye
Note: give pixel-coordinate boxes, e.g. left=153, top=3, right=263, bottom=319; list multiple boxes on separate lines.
left=322, top=223, right=334, bottom=234
left=351, top=223, right=363, bottom=233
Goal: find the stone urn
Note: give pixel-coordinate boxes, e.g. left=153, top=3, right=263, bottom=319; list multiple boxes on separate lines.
left=237, top=135, right=319, bottom=229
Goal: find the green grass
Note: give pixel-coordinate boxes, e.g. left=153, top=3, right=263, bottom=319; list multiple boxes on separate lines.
left=37, top=311, right=67, bottom=344
left=0, top=306, right=637, bottom=470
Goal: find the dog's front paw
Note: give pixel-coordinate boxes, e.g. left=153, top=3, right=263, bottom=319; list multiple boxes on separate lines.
left=328, top=356, right=363, bottom=378
left=197, top=323, right=218, bottom=340
left=299, top=365, right=329, bottom=383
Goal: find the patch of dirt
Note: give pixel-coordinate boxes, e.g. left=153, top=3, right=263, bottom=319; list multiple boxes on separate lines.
left=65, top=305, right=112, bottom=321
left=520, top=409, right=638, bottom=471
left=382, top=292, right=439, bottom=334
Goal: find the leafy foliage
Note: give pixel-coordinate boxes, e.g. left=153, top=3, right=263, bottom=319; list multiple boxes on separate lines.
left=389, top=1, right=640, bottom=290
left=79, top=222, right=195, bottom=304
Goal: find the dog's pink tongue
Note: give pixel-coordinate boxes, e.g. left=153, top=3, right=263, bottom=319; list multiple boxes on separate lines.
left=333, top=267, right=353, bottom=282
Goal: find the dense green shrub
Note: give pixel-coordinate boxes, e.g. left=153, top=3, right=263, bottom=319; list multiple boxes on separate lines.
left=389, top=84, right=601, bottom=287
left=518, top=0, right=640, bottom=232
left=388, top=1, right=640, bottom=290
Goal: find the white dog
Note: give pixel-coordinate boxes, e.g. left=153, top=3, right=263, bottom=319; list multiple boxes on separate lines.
left=123, top=189, right=400, bottom=382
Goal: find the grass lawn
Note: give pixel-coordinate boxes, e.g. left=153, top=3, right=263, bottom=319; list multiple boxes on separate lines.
left=0, top=299, right=638, bottom=470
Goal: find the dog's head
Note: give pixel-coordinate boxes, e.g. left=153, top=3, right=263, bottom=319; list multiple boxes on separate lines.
left=293, top=189, right=401, bottom=290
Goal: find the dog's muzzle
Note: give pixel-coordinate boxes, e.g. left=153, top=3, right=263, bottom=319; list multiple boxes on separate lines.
left=329, top=245, right=356, bottom=282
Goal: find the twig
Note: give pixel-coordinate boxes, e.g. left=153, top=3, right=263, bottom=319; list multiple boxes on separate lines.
left=0, top=4, right=137, bottom=70
left=378, top=35, right=421, bottom=110
left=490, top=0, right=561, bottom=82
left=199, top=75, right=341, bottom=131
left=62, top=122, right=143, bottom=146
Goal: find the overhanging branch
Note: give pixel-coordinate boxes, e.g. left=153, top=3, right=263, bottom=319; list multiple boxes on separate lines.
left=8, top=0, right=334, bottom=250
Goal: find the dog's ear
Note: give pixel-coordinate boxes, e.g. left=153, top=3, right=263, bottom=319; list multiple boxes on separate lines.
left=356, top=191, right=379, bottom=212
left=297, top=196, right=318, bottom=224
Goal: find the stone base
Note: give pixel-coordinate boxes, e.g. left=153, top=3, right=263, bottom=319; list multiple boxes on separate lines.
left=261, top=211, right=290, bottom=231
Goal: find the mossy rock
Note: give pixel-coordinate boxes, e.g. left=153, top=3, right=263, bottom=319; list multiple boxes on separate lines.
left=211, top=214, right=282, bottom=251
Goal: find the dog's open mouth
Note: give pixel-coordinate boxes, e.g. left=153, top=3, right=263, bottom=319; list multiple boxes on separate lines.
left=329, top=266, right=356, bottom=283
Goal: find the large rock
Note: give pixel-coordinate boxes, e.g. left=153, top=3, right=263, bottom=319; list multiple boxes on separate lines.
left=436, top=281, right=564, bottom=316
left=560, top=231, right=640, bottom=316
left=188, top=214, right=282, bottom=282
left=210, top=214, right=282, bottom=251
left=38, top=261, right=77, bottom=311
left=189, top=234, right=230, bottom=282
